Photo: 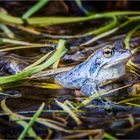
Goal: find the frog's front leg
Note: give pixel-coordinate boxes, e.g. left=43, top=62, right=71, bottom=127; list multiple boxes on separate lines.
left=80, top=79, right=98, bottom=96
left=80, top=79, right=113, bottom=107
left=80, top=79, right=106, bottom=105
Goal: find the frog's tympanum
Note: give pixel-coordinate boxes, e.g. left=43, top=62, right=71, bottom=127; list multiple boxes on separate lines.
left=55, top=41, right=132, bottom=96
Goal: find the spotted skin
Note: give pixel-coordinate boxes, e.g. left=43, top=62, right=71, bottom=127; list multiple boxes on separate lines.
left=55, top=41, right=132, bottom=96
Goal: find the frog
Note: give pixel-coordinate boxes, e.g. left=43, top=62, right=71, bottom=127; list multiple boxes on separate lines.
left=0, top=56, right=29, bottom=75
left=54, top=41, right=132, bottom=97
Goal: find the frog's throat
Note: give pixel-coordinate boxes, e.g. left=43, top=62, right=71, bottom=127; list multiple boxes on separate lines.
left=92, top=58, right=127, bottom=79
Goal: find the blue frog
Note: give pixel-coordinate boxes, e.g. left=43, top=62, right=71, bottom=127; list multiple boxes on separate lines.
left=55, top=41, right=132, bottom=97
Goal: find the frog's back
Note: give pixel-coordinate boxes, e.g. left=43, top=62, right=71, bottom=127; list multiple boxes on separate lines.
left=55, top=58, right=97, bottom=89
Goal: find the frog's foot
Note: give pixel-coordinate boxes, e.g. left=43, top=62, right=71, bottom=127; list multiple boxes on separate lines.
left=90, top=98, right=110, bottom=105
left=80, top=79, right=114, bottom=108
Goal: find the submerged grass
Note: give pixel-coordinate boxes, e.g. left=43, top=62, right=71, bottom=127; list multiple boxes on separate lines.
left=1, top=99, right=38, bottom=139
left=125, top=24, right=140, bottom=49
left=31, top=82, right=62, bottom=89
left=103, top=132, right=118, bottom=140
left=18, top=102, right=45, bottom=140
left=0, top=38, right=43, bottom=45
left=80, top=83, right=133, bottom=107
left=55, top=99, right=82, bottom=125
left=0, top=44, right=53, bottom=52
left=24, top=51, right=52, bottom=70
left=0, top=11, right=140, bottom=26
left=22, top=0, right=49, bottom=19
left=0, top=3, right=140, bottom=139
left=0, top=39, right=67, bottom=85
left=0, top=24, right=15, bottom=39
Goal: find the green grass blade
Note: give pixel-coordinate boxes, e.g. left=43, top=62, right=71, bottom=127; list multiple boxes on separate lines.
left=0, top=12, right=23, bottom=24
left=1, top=99, right=37, bottom=138
left=124, top=24, right=140, bottom=49
left=0, top=44, right=52, bottom=52
left=26, top=11, right=140, bottom=26
left=24, top=51, right=52, bottom=70
left=31, top=66, right=73, bottom=79
left=27, top=16, right=95, bottom=26
left=0, top=11, right=140, bottom=26
left=0, top=38, right=41, bottom=45
left=18, top=102, right=45, bottom=140
left=55, top=100, right=82, bottom=125
left=91, top=16, right=118, bottom=35
left=0, top=24, right=15, bottom=39
left=22, top=0, right=49, bottom=19
left=17, top=121, right=38, bottom=139
left=0, top=39, right=67, bottom=85
left=74, top=0, right=89, bottom=15
left=103, top=132, right=118, bottom=140
left=38, top=120, right=72, bottom=133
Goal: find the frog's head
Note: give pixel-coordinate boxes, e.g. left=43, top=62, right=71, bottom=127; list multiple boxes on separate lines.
left=93, top=41, right=132, bottom=82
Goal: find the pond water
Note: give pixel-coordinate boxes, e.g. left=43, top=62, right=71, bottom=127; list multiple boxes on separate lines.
left=0, top=1, right=140, bottom=139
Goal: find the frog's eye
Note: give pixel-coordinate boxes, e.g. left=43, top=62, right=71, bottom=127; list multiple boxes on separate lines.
left=103, top=48, right=113, bottom=58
